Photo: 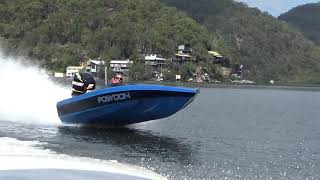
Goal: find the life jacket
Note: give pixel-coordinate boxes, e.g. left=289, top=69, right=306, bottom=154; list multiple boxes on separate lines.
left=72, top=72, right=96, bottom=96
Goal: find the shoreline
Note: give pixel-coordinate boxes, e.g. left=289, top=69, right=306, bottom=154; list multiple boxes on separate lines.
left=125, top=81, right=320, bottom=91
left=51, top=77, right=320, bottom=91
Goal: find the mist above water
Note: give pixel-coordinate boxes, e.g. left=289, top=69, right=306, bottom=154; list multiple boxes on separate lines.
left=0, top=52, right=70, bottom=125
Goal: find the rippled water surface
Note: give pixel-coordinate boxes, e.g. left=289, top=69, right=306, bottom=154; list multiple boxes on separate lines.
left=1, top=87, right=320, bottom=179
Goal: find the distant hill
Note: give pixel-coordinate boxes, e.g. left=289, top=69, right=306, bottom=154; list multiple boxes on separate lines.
left=1, top=0, right=320, bottom=84
left=0, top=0, right=219, bottom=73
left=279, top=3, right=320, bottom=46
left=161, top=0, right=320, bottom=84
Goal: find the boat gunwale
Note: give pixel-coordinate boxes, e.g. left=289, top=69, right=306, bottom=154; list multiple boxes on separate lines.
left=57, top=84, right=199, bottom=106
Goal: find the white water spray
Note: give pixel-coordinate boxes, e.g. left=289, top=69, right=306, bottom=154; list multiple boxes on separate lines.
left=0, top=52, right=70, bottom=125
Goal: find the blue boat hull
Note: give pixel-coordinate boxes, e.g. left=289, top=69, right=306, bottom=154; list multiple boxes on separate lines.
left=57, top=84, right=199, bottom=125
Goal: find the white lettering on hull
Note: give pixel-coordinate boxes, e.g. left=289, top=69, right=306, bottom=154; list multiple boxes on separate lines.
left=98, top=92, right=131, bottom=103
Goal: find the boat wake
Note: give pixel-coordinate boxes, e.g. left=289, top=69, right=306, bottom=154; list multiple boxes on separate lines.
left=0, top=137, right=166, bottom=180
left=0, top=52, right=70, bottom=125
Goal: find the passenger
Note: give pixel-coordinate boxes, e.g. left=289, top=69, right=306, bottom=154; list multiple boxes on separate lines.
left=111, top=74, right=124, bottom=85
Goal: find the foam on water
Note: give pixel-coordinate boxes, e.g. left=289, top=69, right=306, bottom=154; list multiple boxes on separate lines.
left=0, top=52, right=70, bottom=125
left=0, top=137, right=166, bottom=179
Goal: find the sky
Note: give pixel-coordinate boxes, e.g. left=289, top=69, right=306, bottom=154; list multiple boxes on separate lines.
left=237, top=0, right=320, bottom=17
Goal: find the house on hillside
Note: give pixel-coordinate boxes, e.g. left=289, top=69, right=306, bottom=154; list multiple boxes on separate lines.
left=109, top=59, right=133, bottom=74
left=174, top=53, right=193, bottom=62
left=145, top=54, right=167, bottom=67
left=208, top=50, right=223, bottom=63
left=208, top=51, right=230, bottom=68
left=173, top=44, right=194, bottom=62
left=207, top=50, right=232, bottom=78
left=66, top=66, right=83, bottom=77
left=89, top=59, right=105, bottom=73
left=88, top=59, right=105, bottom=77
left=144, top=54, right=167, bottom=81
left=178, top=44, right=192, bottom=54
left=66, top=59, right=105, bottom=78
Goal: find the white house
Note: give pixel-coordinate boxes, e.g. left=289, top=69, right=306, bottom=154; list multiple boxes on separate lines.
left=66, top=59, right=105, bottom=77
left=109, top=59, right=133, bottom=73
left=66, top=66, right=83, bottom=77
left=145, top=54, right=167, bottom=66
left=54, top=72, right=64, bottom=78
left=89, top=59, right=105, bottom=73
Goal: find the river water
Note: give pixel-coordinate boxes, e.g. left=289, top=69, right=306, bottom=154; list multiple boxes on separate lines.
left=1, top=84, right=320, bottom=179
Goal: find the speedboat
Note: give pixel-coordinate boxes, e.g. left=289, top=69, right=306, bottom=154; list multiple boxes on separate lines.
left=57, top=84, right=199, bottom=125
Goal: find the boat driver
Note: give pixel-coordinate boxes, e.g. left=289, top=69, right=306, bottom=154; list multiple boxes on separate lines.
left=71, top=63, right=96, bottom=96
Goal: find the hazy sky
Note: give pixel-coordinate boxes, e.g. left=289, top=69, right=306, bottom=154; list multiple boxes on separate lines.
left=237, top=0, right=319, bottom=17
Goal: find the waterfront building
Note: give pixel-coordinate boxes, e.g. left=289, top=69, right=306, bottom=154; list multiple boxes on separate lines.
left=66, top=66, right=83, bottom=77
left=173, top=44, right=194, bottom=62
left=109, top=59, right=133, bottom=73
left=145, top=54, right=167, bottom=67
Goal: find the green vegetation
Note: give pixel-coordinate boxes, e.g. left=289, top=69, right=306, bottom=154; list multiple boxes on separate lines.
left=161, top=0, right=320, bottom=84
left=0, top=0, right=221, bottom=75
left=279, top=3, right=320, bottom=46
left=1, top=0, right=320, bottom=84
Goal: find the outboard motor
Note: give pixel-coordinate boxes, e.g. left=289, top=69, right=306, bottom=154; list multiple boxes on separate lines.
left=71, top=72, right=96, bottom=96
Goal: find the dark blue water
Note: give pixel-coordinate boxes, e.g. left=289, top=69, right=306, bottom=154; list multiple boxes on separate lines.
left=1, top=87, right=320, bottom=179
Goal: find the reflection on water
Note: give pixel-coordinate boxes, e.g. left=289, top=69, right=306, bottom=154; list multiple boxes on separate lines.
left=0, top=121, right=196, bottom=166
left=56, top=126, right=196, bottom=165
left=0, top=121, right=198, bottom=179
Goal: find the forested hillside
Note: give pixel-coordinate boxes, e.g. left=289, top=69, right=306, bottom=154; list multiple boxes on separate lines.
left=0, top=0, right=225, bottom=73
left=1, top=0, right=320, bottom=84
left=161, top=0, right=320, bottom=84
left=279, top=3, right=320, bottom=46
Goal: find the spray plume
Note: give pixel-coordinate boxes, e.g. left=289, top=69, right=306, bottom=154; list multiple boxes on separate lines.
left=0, top=52, right=70, bottom=125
